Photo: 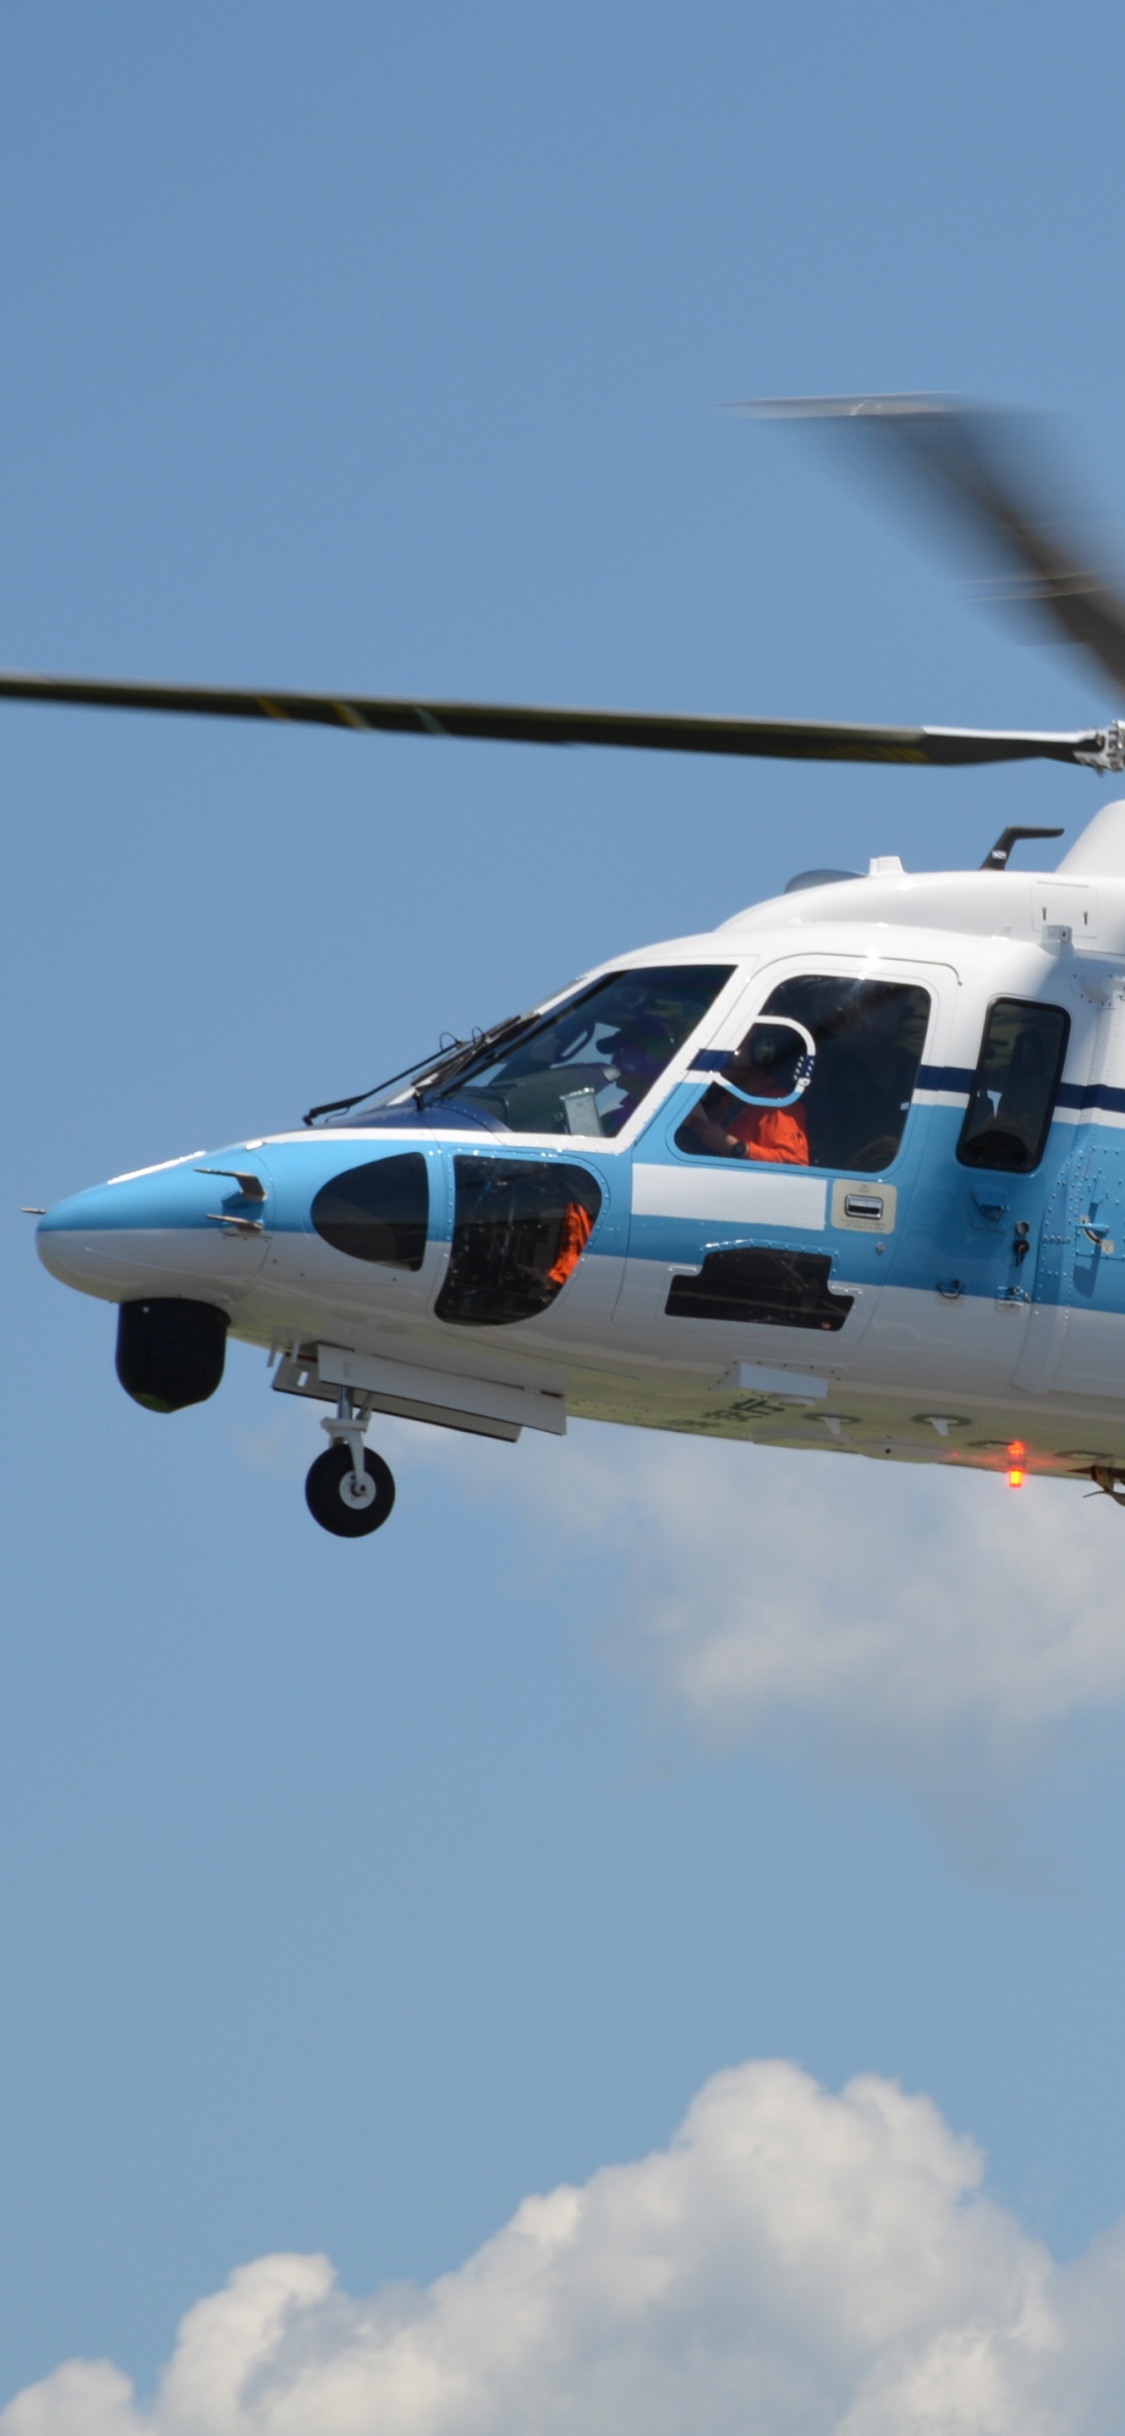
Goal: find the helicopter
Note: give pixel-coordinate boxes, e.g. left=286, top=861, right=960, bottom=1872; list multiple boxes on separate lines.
left=28, top=394, right=1125, bottom=1534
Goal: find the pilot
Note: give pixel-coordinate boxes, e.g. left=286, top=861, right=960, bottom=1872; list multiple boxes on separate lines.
left=608, top=1012, right=674, bottom=1124
left=682, top=1024, right=811, bottom=1163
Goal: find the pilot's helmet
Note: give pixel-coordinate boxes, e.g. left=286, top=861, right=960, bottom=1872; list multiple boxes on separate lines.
left=613, top=1011, right=673, bottom=1068
left=738, top=1021, right=810, bottom=1091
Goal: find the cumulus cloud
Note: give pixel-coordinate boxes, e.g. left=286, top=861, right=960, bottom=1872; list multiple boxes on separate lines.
left=6, top=2058, right=1125, bottom=2435
left=419, top=1424, right=1125, bottom=1779
left=240, top=1397, right=1125, bottom=1839
left=551, top=1433, right=1125, bottom=1726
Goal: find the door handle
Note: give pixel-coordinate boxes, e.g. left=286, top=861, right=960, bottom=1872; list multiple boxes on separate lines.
left=1079, top=1218, right=1115, bottom=1251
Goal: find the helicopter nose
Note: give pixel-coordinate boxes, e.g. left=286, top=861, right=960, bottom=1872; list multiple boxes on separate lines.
left=37, top=1162, right=209, bottom=1299
left=36, top=1151, right=270, bottom=1303
left=37, top=1177, right=156, bottom=1296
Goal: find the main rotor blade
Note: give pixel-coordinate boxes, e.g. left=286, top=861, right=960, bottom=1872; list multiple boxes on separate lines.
left=0, top=669, right=1115, bottom=768
left=737, top=394, right=1125, bottom=702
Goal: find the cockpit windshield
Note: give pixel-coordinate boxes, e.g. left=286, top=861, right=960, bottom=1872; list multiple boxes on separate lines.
left=395, top=965, right=734, bottom=1137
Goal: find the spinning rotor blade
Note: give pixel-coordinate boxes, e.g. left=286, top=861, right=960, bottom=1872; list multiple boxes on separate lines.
left=0, top=668, right=1117, bottom=769
left=738, top=394, right=1125, bottom=700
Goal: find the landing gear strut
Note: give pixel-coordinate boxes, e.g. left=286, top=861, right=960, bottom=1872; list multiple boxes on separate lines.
left=305, top=1390, right=396, bottom=1537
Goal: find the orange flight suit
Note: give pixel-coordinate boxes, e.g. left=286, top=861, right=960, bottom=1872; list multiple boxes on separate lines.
left=726, top=1101, right=810, bottom=1164
left=548, top=1201, right=594, bottom=1286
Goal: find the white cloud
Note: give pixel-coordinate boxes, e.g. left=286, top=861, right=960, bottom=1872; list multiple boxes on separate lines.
left=433, top=1425, right=1125, bottom=1765
left=238, top=1397, right=1125, bottom=1834
left=633, top=1443, right=1120, bottom=1726
left=6, top=2058, right=1125, bottom=2435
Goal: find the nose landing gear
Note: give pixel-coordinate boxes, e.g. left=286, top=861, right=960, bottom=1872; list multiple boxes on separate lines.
left=305, top=1390, right=396, bottom=1537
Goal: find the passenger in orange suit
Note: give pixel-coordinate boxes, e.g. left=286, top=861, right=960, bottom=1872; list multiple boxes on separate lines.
left=726, top=1088, right=810, bottom=1163
left=682, top=1025, right=812, bottom=1164
left=548, top=1200, right=594, bottom=1286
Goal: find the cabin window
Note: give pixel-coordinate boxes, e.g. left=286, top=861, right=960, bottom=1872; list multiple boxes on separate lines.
left=436, top=1157, right=602, bottom=1326
left=675, top=975, right=931, bottom=1174
left=957, top=998, right=1069, bottom=1173
left=421, top=965, right=733, bottom=1137
left=311, top=1153, right=429, bottom=1268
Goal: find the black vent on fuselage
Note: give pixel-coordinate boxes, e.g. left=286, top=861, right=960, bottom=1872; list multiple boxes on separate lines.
left=666, top=1248, right=852, bottom=1331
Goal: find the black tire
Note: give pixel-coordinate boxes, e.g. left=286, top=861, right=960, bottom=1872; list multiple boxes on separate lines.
left=305, top=1444, right=396, bottom=1538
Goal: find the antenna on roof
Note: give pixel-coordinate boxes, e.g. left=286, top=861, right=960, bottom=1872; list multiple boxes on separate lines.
left=980, top=825, right=1063, bottom=872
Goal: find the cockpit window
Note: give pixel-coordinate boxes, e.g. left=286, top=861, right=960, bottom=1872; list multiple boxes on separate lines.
left=676, top=974, right=931, bottom=1173
left=958, top=998, right=1069, bottom=1172
left=416, top=966, right=733, bottom=1137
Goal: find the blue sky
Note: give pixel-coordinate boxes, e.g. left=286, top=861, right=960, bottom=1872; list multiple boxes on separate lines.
left=7, top=5, right=1125, bottom=2426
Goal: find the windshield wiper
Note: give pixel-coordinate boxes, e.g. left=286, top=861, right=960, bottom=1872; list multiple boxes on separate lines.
left=303, top=1044, right=460, bottom=1126
left=302, top=1004, right=544, bottom=1127
left=412, top=1006, right=543, bottom=1107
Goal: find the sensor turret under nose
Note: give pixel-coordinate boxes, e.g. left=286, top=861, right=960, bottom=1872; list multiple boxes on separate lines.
left=115, top=1298, right=229, bottom=1412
